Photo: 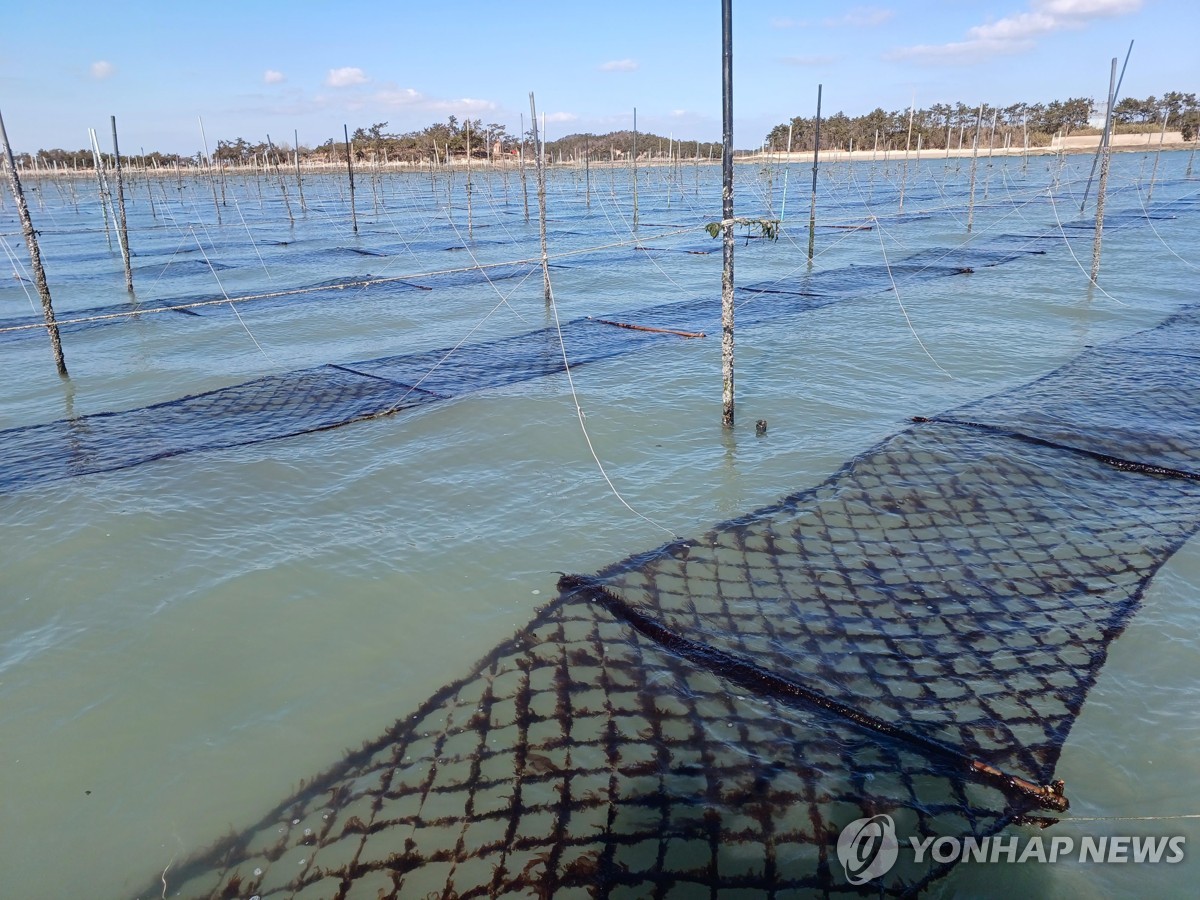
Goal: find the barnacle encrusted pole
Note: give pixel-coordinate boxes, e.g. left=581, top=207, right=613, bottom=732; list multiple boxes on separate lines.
left=966, top=103, right=984, bottom=233
left=0, top=108, right=68, bottom=376
left=528, top=94, right=550, bottom=304
left=720, top=0, right=735, bottom=427
left=110, top=116, right=133, bottom=293
left=465, top=119, right=473, bottom=239
left=344, top=124, right=358, bottom=234
left=807, top=83, right=822, bottom=264
left=631, top=107, right=639, bottom=228
left=1091, top=57, right=1119, bottom=284
left=293, top=129, right=306, bottom=213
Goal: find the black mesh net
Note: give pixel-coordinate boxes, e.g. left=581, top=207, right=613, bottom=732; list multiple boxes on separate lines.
left=0, top=231, right=1049, bottom=493
left=145, top=304, right=1200, bottom=898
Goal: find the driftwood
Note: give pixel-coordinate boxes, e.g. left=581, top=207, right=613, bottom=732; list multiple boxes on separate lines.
left=560, top=573, right=1070, bottom=814
left=588, top=317, right=705, bottom=339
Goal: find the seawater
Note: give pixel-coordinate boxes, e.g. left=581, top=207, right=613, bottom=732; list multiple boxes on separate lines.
left=1, top=151, right=1198, bottom=898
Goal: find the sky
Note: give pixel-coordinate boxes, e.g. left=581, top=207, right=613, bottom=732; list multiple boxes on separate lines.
left=1, top=0, right=1195, bottom=155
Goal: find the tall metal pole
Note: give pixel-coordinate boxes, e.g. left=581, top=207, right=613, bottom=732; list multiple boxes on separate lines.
left=807, top=84, right=822, bottom=264
left=1081, top=40, right=1134, bottom=213
left=0, top=108, right=67, bottom=376
left=720, top=0, right=735, bottom=428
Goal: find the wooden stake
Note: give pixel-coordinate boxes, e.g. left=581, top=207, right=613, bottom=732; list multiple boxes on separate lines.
left=0, top=108, right=67, bottom=376
left=720, top=0, right=735, bottom=428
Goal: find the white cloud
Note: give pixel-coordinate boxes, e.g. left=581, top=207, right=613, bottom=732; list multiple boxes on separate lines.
left=375, top=87, right=424, bottom=107
left=891, top=0, right=1142, bottom=63
left=263, top=69, right=286, bottom=84
left=326, top=67, right=368, bottom=88
left=90, top=60, right=115, bottom=80
left=599, top=59, right=639, bottom=72
left=545, top=111, right=578, bottom=124
left=824, top=7, right=894, bottom=27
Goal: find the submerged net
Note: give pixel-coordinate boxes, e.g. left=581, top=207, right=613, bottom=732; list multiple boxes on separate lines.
left=0, top=231, right=1049, bottom=493
left=147, top=303, right=1200, bottom=898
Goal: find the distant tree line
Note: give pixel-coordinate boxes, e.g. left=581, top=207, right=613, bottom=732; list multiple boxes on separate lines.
left=765, top=92, right=1200, bottom=152
left=11, top=93, right=1197, bottom=171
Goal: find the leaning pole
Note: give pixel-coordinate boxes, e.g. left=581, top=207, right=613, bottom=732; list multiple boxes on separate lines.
left=0, top=108, right=68, bottom=376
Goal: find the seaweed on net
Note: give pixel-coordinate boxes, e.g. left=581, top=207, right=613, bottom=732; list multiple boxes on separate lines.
left=146, top=304, right=1200, bottom=898
left=0, top=231, right=1048, bottom=494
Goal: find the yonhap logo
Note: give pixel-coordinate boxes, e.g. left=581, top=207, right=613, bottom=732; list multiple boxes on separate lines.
left=837, top=815, right=900, bottom=885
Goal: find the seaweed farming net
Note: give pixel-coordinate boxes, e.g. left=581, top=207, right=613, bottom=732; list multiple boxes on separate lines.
left=147, top=304, right=1200, bottom=898
left=0, top=231, right=1049, bottom=493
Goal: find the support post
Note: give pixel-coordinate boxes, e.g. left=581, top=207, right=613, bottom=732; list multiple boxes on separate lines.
left=344, top=124, right=358, bottom=234
left=529, top=93, right=551, bottom=304
left=720, top=0, right=735, bottom=428
left=0, top=108, right=67, bottom=376
left=807, top=84, right=822, bottom=264
left=110, top=115, right=133, bottom=292
left=1091, top=57, right=1119, bottom=284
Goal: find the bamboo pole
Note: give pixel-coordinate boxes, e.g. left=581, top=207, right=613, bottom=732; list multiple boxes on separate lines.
left=528, top=93, right=551, bottom=304
left=1091, top=57, right=1119, bottom=284
left=344, top=124, right=358, bottom=234
left=807, top=84, right=822, bottom=264
left=109, top=116, right=133, bottom=293
left=0, top=108, right=67, bottom=376
left=720, top=0, right=735, bottom=428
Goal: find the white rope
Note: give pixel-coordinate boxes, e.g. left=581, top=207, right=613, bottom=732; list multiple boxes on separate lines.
left=870, top=215, right=954, bottom=379
left=190, top=226, right=274, bottom=363
left=544, top=263, right=679, bottom=538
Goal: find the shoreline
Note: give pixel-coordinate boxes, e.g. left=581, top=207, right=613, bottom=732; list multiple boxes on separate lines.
left=11, top=141, right=1195, bottom=178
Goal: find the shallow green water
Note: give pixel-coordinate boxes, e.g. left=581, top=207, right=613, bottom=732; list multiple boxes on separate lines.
left=1, top=151, right=1198, bottom=897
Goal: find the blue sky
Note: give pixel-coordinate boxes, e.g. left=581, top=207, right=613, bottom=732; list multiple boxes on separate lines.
left=1, top=0, right=1194, bottom=154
